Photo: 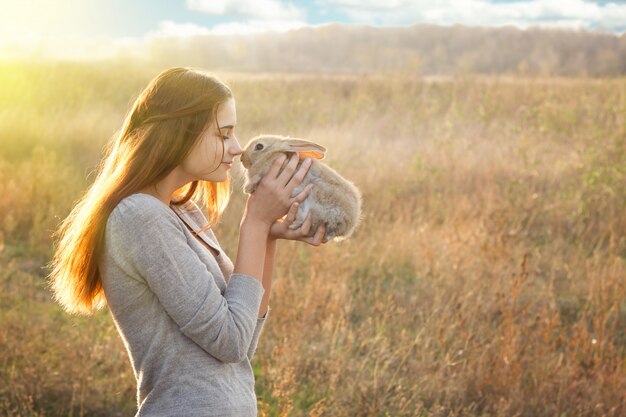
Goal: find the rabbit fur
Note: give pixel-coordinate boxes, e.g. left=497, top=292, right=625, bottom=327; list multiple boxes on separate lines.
left=240, top=135, right=362, bottom=241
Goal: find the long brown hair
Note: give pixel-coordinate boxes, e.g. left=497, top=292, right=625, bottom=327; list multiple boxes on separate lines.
left=47, top=67, right=233, bottom=315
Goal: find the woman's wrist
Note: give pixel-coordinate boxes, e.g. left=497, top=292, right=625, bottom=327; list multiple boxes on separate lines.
left=240, top=214, right=272, bottom=234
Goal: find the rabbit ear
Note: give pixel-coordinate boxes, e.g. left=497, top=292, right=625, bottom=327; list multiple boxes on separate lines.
left=286, top=139, right=327, bottom=160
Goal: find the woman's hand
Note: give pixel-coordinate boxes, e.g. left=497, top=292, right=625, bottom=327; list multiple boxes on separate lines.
left=243, top=154, right=313, bottom=228
left=269, top=202, right=328, bottom=246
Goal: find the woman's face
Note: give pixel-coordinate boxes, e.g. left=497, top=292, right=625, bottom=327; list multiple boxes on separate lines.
left=181, top=97, right=242, bottom=183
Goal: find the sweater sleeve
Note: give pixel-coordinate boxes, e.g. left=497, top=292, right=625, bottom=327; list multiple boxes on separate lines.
left=247, top=307, right=269, bottom=361
left=107, top=196, right=264, bottom=364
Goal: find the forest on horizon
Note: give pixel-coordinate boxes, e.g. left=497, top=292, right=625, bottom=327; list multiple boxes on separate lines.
left=133, top=23, right=626, bottom=77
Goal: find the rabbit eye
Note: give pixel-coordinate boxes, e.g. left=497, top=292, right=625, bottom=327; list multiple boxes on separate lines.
left=254, top=143, right=264, bottom=151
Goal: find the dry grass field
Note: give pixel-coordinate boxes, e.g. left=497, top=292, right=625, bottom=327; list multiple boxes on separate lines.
left=0, top=61, right=625, bottom=416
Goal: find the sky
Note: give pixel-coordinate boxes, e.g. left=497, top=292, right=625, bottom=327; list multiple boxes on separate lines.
left=1, top=0, right=625, bottom=59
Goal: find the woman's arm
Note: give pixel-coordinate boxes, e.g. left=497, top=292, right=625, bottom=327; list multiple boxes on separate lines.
left=107, top=196, right=265, bottom=363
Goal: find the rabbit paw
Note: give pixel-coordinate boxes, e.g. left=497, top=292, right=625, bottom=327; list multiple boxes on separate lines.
left=288, top=198, right=311, bottom=230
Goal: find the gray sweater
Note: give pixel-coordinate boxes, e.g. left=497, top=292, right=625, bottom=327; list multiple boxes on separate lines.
left=99, top=193, right=268, bottom=417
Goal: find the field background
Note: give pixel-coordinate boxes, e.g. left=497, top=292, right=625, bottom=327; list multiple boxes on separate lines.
left=0, top=59, right=625, bottom=416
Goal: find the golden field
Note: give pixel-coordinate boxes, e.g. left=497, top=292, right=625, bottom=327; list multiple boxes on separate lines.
left=0, top=61, right=625, bottom=416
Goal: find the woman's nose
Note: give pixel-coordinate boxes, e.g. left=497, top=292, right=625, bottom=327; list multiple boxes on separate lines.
left=229, top=137, right=243, bottom=156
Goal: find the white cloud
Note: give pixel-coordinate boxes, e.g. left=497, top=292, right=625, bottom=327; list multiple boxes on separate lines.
left=208, top=20, right=309, bottom=35
left=187, top=0, right=306, bottom=21
left=147, top=21, right=213, bottom=38
left=147, top=19, right=308, bottom=37
left=180, top=0, right=309, bottom=36
left=319, top=0, right=626, bottom=31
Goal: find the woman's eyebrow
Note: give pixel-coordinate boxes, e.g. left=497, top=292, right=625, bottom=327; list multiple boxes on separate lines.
left=218, top=124, right=234, bottom=130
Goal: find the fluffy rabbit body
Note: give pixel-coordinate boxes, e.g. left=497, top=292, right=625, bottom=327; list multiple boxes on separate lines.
left=241, top=135, right=362, bottom=241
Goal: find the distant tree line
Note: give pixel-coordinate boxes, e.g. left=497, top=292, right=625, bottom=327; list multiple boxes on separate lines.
left=142, top=23, right=626, bottom=76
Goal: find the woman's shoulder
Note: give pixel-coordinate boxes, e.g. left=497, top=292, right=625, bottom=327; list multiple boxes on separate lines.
left=114, top=193, right=173, bottom=214
left=109, top=193, right=178, bottom=229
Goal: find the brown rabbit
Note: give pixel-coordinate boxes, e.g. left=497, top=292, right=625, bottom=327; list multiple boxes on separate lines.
left=240, top=135, right=362, bottom=241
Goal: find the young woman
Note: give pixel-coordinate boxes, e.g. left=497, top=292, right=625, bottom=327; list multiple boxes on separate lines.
left=48, top=67, right=326, bottom=416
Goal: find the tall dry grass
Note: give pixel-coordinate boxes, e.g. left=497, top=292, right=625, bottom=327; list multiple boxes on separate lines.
left=1, top=61, right=625, bottom=416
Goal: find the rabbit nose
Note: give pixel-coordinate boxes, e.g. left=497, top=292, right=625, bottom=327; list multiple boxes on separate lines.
left=241, top=153, right=249, bottom=168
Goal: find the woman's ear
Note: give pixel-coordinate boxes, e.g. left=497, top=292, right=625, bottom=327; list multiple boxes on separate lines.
left=286, top=139, right=327, bottom=160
